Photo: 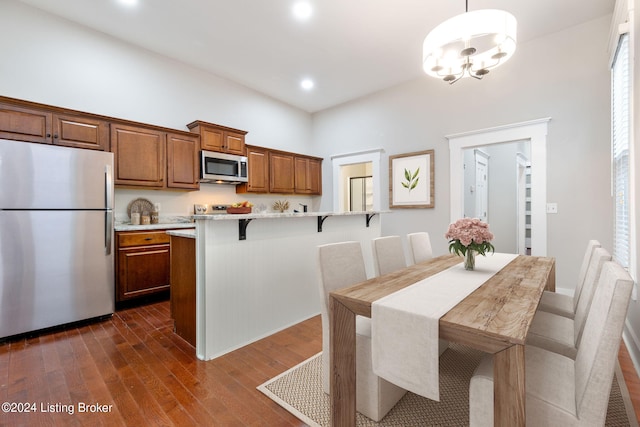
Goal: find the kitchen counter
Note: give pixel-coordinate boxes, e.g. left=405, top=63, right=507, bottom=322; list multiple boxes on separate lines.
left=192, top=210, right=386, bottom=221
left=166, top=229, right=196, bottom=239
left=114, top=216, right=194, bottom=231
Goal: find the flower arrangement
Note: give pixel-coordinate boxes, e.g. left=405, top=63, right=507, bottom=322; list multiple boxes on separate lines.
left=445, top=218, right=495, bottom=256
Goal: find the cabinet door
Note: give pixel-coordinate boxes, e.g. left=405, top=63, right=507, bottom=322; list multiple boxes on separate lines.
left=111, top=123, right=165, bottom=187
left=244, top=146, right=269, bottom=192
left=200, top=126, right=225, bottom=152
left=269, top=152, right=295, bottom=193
left=0, top=103, right=52, bottom=144
left=307, top=158, right=322, bottom=194
left=53, top=113, right=109, bottom=151
left=294, top=156, right=322, bottom=195
left=294, top=157, right=309, bottom=193
left=117, top=244, right=170, bottom=301
left=167, top=132, right=199, bottom=190
left=224, top=131, right=246, bottom=155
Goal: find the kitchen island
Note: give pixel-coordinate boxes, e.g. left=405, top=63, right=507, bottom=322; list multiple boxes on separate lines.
left=191, top=211, right=385, bottom=360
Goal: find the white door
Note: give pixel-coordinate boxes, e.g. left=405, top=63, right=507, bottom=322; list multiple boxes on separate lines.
left=474, top=150, right=489, bottom=222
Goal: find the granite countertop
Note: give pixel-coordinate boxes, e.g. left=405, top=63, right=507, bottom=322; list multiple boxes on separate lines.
left=166, top=229, right=196, bottom=239
left=192, top=210, right=387, bottom=221
left=114, top=216, right=194, bottom=231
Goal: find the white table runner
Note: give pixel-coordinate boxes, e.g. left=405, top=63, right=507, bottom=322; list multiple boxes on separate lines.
left=371, top=252, right=518, bottom=400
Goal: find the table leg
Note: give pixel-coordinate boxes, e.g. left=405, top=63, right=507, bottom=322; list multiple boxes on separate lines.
left=330, top=296, right=356, bottom=427
left=494, top=344, right=525, bottom=427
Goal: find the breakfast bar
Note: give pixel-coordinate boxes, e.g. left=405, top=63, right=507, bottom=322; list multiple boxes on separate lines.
left=191, top=211, right=385, bottom=360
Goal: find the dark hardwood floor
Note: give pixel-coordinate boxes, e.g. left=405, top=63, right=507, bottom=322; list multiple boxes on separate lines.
left=1, top=300, right=639, bottom=426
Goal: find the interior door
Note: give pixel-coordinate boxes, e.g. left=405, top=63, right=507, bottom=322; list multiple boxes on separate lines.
left=474, top=150, right=489, bottom=222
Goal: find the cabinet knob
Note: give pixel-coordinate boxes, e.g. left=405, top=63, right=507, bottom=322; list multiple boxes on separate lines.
left=46, top=133, right=51, bottom=138
left=53, top=134, right=59, bottom=139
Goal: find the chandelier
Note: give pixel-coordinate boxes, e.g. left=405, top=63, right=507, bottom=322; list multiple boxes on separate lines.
left=422, top=1, right=517, bottom=84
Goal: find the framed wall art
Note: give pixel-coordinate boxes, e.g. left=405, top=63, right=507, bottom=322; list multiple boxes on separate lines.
left=389, top=149, right=434, bottom=209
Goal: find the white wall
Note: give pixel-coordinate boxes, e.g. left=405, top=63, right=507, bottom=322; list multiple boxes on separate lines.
left=313, top=15, right=613, bottom=290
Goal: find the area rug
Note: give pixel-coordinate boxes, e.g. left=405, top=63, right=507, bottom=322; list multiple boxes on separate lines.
left=258, top=343, right=638, bottom=426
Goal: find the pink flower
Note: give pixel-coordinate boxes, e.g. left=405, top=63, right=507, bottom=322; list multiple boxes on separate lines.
left=445, top=218, right=495, bottom=256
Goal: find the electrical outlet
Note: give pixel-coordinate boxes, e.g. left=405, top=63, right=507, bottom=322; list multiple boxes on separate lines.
left=546, top=203, right=558, bottom=214
left=194, top=204, right=208, bottom=214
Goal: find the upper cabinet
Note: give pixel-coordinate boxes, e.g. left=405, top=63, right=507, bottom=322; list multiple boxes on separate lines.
left=294, top=156, right=322, bottom=194
left=238, top=145, right=322, bottom=195
left=269, top=151, right=295, bottom=194
left=111, top=123, right=165, bottom=188
left=166, top=132, right=199, bottom=190
left=243, top=145, right=270, bottom=193
left=111, top=123, right=200, bottom=190
left=0, top=100, right=109, bottom=151
left=187, top=120, right=246, bottom=156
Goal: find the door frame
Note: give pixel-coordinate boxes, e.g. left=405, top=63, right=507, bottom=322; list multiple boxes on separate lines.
left=447, top=118, right=550, bottom=256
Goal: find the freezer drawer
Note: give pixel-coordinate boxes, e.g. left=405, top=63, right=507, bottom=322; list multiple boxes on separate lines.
left=0, top=210, right=114, bottom=338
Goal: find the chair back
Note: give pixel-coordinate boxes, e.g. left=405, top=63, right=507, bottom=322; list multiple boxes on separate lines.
left=407, top=232, right=433, bottom=264
left=574, top=261, right=633, bottom=424
left=573, top=247, right=611, bottom=345
left=372, top=235, right=406, bottom=276
left=572, top=240, right=601, bottom=310
left=317, top=241, right=368, bottom=393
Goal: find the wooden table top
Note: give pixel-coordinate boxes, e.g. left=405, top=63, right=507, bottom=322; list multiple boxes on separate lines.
left=331, top=253, right=556, bottom=354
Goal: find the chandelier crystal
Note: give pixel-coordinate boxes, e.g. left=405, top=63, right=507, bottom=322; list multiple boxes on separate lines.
left=423, top=5, right=517, bottom=84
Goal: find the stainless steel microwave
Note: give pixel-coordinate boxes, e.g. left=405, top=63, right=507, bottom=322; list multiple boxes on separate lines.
left=200, top=150, right=248, bottom=184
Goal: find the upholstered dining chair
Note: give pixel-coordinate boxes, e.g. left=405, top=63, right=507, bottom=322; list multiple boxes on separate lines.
left=407, top=232, right=433, bottom=264
left=526, top=247, right=611, bottom=359
left=317, top=241, right=407, bottom=422
left=372, top=235, right=407, bottom=276
left=469, top=260, right=633, bottom=427
left=537, top=240, right=601, bottom=319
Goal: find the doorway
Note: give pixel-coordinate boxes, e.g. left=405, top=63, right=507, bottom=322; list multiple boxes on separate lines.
left=448, top=118, right=550, bottom=256
left=332, top=149, right=383, bottom=212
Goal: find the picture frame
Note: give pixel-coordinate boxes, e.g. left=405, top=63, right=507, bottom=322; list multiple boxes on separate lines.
left=389, top=149, right=435, bottom=209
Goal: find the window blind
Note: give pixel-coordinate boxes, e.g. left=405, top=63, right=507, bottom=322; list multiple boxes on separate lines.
left=612, top=33, right=630, bottom=269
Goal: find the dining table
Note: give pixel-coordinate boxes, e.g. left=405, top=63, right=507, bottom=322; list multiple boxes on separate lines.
left=329, top=253, right=555, bottom=427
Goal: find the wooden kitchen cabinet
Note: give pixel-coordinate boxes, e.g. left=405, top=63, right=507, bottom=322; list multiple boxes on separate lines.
left=238, top=146, right=322, bottom=195
left=238, top=145, right=269, bottom=193
left=187, top=120, right=247, bottom=155
left=170, top=235, right=196, bottom=347
left=269, top=151, right=295, bottom=193
left=0, top=100, right=109, bottom=150
left=111, top=123, right=165, bottom=188
left=167, top=132, right=199, bottom=190
left=294, top=156, right=322, bottom=195
left=112, top=123, right=200, bottom=190
left=116, top=230, right=172, bottom=302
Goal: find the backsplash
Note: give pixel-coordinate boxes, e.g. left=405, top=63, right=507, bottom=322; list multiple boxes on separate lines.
left=114, top=187, right=317, bottom=219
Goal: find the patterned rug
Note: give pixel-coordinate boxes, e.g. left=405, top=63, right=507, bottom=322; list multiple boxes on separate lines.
left=258, top=343, right=638, bottom=426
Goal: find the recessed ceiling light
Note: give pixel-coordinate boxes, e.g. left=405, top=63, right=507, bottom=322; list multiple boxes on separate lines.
left=300, top=78, right=315, bottom=90
left=292, top=1, right=312, bottom=20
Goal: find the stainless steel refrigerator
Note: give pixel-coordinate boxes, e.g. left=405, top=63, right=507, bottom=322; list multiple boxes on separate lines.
left=0, top=138, right=114, bottom=339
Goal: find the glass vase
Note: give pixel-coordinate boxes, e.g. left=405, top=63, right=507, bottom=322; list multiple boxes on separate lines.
left=464, top=250, right=476, bottom=271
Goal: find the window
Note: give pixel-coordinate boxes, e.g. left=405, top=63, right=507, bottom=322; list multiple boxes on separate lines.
left=612, top=33, right=630, bottom=268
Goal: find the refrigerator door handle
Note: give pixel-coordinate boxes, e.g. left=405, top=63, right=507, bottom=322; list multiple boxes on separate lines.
left=105, top=211, right=113, bottom=255
left=105, top=164, right=113, bottom=210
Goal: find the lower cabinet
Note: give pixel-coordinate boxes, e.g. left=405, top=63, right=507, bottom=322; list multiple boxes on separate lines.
left=169, top=235, right=196, bottom=347
left=116, top=230, right=172, bottom=302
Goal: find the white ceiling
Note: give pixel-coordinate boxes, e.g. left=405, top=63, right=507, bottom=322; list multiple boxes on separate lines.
left=18, top=0, right=615, bottom=113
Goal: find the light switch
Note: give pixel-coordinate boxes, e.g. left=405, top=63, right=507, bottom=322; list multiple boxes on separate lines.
left=546, top=203, right=558, bottom=214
